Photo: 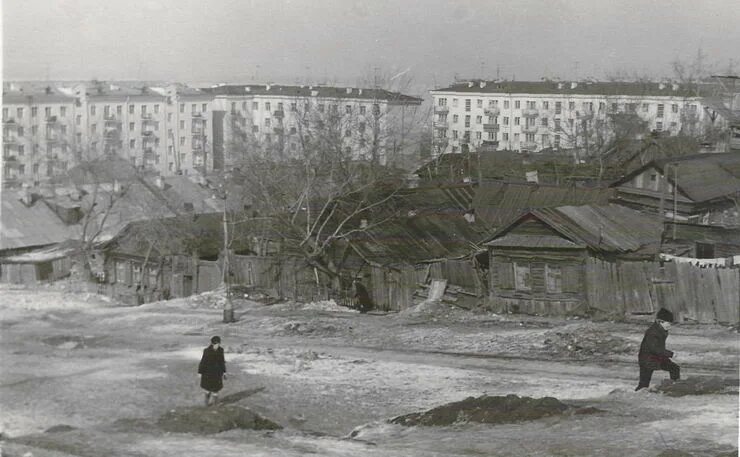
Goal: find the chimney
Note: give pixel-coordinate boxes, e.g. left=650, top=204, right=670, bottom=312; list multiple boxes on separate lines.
left=244, top=87, right=251, bottom=92
left=265, top=84, right=271, bottom=91
left=311, top=90, right=318, bottom=97
left=658, top=82, right=666, bottom=90
left=557, top=82, right=564, bottom=90
left=358, top=88, right=363, bottom=95
left=155, top=175, right=165, bottom=189
left=360, top=219, right=368, bottom=228
left=672, top=83, right=679, bottom=91
left=463, top=209, right=476, bottom=224
left=346, top=87, right=353, bottom=94
left=570, top=82, right=578, bottom=89
left=479, top=81, right=487, bottom=88
left=467, top=81, right=474, bottom=88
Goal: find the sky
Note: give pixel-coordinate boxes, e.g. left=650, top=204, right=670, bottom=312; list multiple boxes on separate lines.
left=3, top=0, right=739, bottom=92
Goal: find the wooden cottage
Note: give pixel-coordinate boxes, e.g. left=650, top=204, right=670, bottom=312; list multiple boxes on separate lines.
left=485, top=203, right=663, bottom=316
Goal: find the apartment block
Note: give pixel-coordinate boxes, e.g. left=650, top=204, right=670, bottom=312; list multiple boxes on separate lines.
left=2, top=81, right=214, bottom=189
left=205, top=84, right=422, bottom=168
left=2, top=84, right=77, bottom=187
left=430, top=80, right=729, bottom=157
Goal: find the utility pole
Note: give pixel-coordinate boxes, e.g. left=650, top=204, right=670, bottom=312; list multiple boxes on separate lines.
left=222, top=174, right=236, bottom=323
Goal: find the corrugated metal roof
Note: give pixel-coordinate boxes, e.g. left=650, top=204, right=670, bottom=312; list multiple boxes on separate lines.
left=1, top=193, right=80, bottom=251
left=473, top=181, right=615, bottom=228
left=652, top=153, right=740, bottom=203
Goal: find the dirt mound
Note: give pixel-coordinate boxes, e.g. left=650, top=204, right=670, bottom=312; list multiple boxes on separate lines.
left=390, top=395, right=599, bottom=427
left=541, top=325, right=636, bottom=357
left=654, top=377, right=739, bottom=397
left=156, top=404, right=281, bottom=434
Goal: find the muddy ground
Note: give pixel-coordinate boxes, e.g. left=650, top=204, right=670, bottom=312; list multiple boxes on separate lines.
left=0, top=285, right=737, bottom=456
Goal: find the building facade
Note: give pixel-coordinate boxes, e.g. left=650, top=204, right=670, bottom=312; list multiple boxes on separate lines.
left=206, top=84, right=422, bottom=168
left=430, top=80, right=730, bottom=157
left=2, top=81, right=214, bottom=189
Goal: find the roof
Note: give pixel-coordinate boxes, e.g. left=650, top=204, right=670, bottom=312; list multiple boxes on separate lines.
left=1, top=240, right=82, bottom=264
left=614, top=153, right=740, bottom=203
left=664, top=222, right=740, bottom=246
left=2, top=85, right=75, bottom=104
left=1, top=192, right=80, bottom=251
left=486, top=203, right=663, bottom=256
left=486, top=234, right=583, bottom=249
left=203, top=84, right=422, bottom=105
left=473, top=181, right=615, bottom=228
left=431, top=80, right=709, bottom=98
left=346, top=187, right=492, bottom=265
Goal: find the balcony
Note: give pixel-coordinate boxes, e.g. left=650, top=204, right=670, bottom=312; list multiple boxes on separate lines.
left=141, top=113, right=153, bottom=120
left=484, top=107, right=500, bottom=116
left=3, top=154, right=18, bottom=162
left=273, top=110, right=284, bottom=119
left=434, top=138, right=449, bottom=147
left=142, top=130, right=158, bottom=137
left=522, top=124, right=538, bottom=134
left=522, top=109, right=539, bottom=118
left=433, top=121, right=449, bottom=129
left=143, top=147, right=155, bottom=156
left=104, top=113, right=118, bottom=121
left=3, top=134, right=19, bottom=143
left=483, top=123, right=499, bottom=132
left=434, top=106, right=449, bottom=114
left=520, top=141, right=538, bottom=151
left=576, top=110, right=594, bottom=120
left=45, top=132, right=62, bottom=143
left=46, top=115, right=59, bottom=123
left=192, top=112, right=203, bottom=118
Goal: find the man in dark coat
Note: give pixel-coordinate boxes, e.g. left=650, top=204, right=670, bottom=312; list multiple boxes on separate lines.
left=635, top=308, right=680, bottom=391
left=198, top=336, right=227, bottom=406
left=353, top=279, right=373, bottom=314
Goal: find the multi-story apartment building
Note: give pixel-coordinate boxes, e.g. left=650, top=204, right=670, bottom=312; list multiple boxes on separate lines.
left=2, top=81, right=214, bottom=188
left=205, top=84, right=422, bottom=168
left=2, top=84, right=77, bottom=187
left=430, top=80, right=730, bottom=157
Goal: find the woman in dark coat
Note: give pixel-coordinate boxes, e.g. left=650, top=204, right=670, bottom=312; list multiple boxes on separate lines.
left=353, top=279, right=373, bottom=314
left=635, top=308, right=680, bottom=391
left=198, top=336, right=226, bottom=406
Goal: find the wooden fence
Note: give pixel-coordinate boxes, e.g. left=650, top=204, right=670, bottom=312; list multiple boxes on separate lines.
left=586, top=259, right=739, bottom=323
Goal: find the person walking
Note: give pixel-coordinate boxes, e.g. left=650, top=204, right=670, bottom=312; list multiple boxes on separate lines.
left=198, top=336, right=227, bottom=406
left=635, top=308, right=680, bottom=391
left=352, top=279, right=373, bottom=314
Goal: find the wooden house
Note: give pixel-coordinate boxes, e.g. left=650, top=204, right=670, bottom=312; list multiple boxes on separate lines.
left=485, top=203, right=663, bottom=316
left=611, top=153, right=740, bottom=226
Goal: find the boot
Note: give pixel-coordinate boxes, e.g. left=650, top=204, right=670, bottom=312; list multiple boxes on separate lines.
left=204, top=392, right=211, bottom=406
left=211, top=394, right=219, bottom=406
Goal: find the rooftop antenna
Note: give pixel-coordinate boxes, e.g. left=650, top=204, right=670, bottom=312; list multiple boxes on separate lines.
left=496, top=64, right=500, bottom=80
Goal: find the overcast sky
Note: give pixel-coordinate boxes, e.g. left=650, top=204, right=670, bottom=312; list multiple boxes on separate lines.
left=3, top=0, right=739, bottom=91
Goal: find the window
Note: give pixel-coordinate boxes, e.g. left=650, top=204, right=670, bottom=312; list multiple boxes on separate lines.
left=179, top=103, right=184, bottom=113
left=130, top=105, right=135, bottom=114
left=642, top=103, right=649, bottom=112
left=503, top=117, right=509, bottom=125
left=554, top=134, right=561, bottom=148
left=290, top=102, right=297, bottom=112
left=477, top=99, right=483, bottom=108
left=555, top=102, right=562, bottom=114
left=18, top=127, right=24, bottom=137
left=117, top=105, right=123, bottom=115
left=265, top=118, right=271, bottom=127
left=242, top=102, right=248, bottom=111
left=359, top=105, right=366, bottom=115
left=154, top=104, right=160, bottom=114
left=672, top=104, right=678, bottom=113
left=657, top=104, right=664, bottom=118
left=514, top=262, right=531, bottom=291
left=599, top=102, right=606, bottom=111
left=568, top=101, right=575, bottom=110
left=180, top=120, right=185, bottom=129
left=476, top=115, right=482, bottom=124
left=202, top=103, right=207, bottom=112
left=487, top=132, right=496, bottom=140
left=438, top=97, right=447, bottom=107
left=541, top=134, right=549, bottom=146
left=180, top=136, right=185, bottom=145
left=168, top=145, right=173, bottom=155
left=18, top=145, right=25, bottom=155
left=345, top=105, right=352, bottom=114
left=527, top=101, right=536, bottom=109
left=318, top=104, right=325, bottom=113
left=453, top=114, right=459, bottom=124
left=91, top=124, right=97, bottom=134
left=452, top=130, right=458, bottom=139
left=545, top=265, right=562, bottom=293
left=504, top=100, right=510, bottom=109
left=252, top=102, right=259, bottom=110
left=502, top=133, right=509, bottom=141
left=60, top=107, right=66, bottom=117
left=141, top=105, right=149, bottom=115
left=191, top=104, right=197, bottom=113
left=487, top=115, right=495, bottom=124
left=32, top=107, right=38, bottom=117
left=252, top=125, right=259, bottom=133
left=541, top=117, right=548, bottom=127
left=167, top=113, right=173, bottom=122
left=475, top=131, right=482, bottom=140
left=696, top=242, right=715, bottom=259
left=543, top=101, right=549, bottom=110
left=359, top=122, right=366, bottom=133
left=489, top=100, right=498, bottom=107
left=464, top=115, right=470, bottom=128
left=132, top=264, right=142, bottom=285
left=265, top=102, right=271, bottom=112
left=514, top=117, right=520, bottom=126
left=61, top=125, right=67, bottom=135
left=656, top=122, right=663, bottom=131
left=452, top=98, right=458, bottom=108
left=514, top=133, right=520, bottom=141
left=130, top=139, right=136, bottom=148
left=514, top=101, right=521, bottom=109
left=129, top=122, right=135, bottom=131
left=554, top=119, right=561, bottom=131
left=372, top=104, right=380, bottom=115
left=90, top=105, right=96, bottom=116
left=17, top=107, right=24, bottom=118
